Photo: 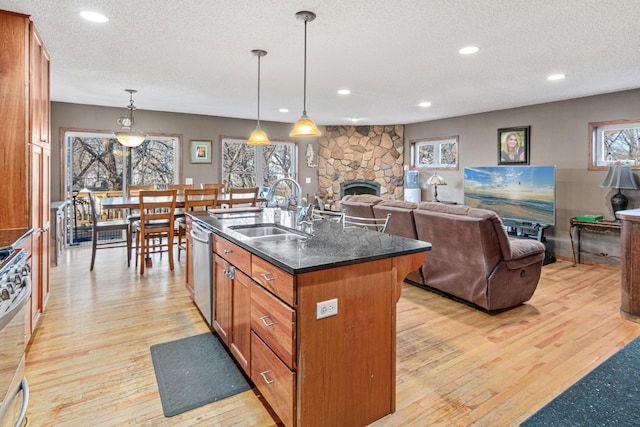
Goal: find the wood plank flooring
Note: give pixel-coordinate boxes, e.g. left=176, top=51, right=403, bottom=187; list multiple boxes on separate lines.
left=26, top=247, right=640, bottom=426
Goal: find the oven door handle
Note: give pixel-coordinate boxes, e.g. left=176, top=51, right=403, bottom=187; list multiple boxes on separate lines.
left=17, top=377, right=29, bottom=427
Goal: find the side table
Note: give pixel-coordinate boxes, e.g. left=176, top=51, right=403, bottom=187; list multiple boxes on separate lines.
left=569, top=218, right=621, bottom=265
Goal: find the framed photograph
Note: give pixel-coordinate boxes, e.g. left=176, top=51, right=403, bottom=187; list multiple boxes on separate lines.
left=498, top=126, right=530, bottom=165
left=190, top=140, right=212, bottom=163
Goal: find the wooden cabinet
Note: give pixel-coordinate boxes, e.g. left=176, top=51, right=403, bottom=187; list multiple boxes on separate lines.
left=201, top=222, right=425, bottom=426
left=0, top=10, right=50, bottom=341
left=212, top=238, right=252, bottom=374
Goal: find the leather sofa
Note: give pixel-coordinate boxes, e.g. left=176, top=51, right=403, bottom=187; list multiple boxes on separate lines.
left=340, top=195, right=546, bottom=310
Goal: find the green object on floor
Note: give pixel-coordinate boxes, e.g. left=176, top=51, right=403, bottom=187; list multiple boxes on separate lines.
left=150, top=332, right=250, bottom=417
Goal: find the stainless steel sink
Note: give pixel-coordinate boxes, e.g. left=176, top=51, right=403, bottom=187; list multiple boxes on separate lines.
left=229, top=224, right=310, bottom=242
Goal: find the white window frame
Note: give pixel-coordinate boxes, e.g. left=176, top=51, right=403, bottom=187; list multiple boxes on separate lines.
left=410, top=135, right=459, bottom=170
left=589, top=119, right=640, bottom=170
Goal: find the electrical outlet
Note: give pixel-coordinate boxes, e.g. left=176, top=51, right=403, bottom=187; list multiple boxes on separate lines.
left=316, top=298, right=338, bottom=319
left=305, top=177, right=311, bottom=184
left=185, top=178, right=193, bottom=185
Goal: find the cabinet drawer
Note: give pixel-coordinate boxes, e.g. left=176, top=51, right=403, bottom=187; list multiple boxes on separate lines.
left=215, top=237, right=251, bottom=273
left=251, top=281, right=296, bottom=369
left=251, top=332, right=295, bottom=427
left=252, top=256, right=295, bottom=306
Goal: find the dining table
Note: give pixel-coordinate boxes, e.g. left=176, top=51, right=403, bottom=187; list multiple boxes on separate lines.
left=100, top=194, right=268, bottom=210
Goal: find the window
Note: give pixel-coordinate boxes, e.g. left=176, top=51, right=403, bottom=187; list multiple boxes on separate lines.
left=63, top=130, right=180, bottom=245
left=221, top=137, right=298, bottom=188
left=410, top=136, right=458, bottom=170
left=589, top=119, right=640, bottom=170
left=64, top=131, right=180, bottom=191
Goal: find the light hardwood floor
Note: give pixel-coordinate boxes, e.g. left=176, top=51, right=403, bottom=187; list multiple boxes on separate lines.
left=27, top=247, right=640, bottom=426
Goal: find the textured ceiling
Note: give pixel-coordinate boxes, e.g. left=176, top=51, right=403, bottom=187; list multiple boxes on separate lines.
left=2, top=0, right=640, bottom=126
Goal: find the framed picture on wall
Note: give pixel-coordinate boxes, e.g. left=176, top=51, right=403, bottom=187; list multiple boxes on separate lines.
left=498, top=126, right=530, bottom=165
left=190, top=140, right=212, bottom=163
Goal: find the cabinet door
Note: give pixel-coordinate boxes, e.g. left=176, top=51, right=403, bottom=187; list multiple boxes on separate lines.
left=230, top=269, right=251, bottom=375
left=40, top=147, right=50, bottom=307
left=213, top=254, right=232, bottom=344
left=30, top=23, right=50, bottom=146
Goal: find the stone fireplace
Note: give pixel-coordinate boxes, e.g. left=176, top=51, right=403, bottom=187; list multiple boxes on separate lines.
left=317, top=125, right=405, bottom=201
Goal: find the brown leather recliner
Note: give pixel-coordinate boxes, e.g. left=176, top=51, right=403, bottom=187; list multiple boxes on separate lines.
left=339, top=194, right=383, bottom=218
left=413, top=202, right=546, bottom=310
left=372, top=200, right=423, bottom=284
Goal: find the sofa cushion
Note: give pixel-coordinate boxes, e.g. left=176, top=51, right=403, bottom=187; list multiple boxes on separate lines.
left=340, top=194, right=383, bottom=218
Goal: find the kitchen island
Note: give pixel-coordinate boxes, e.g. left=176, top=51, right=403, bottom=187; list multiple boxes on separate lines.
left=188, top=209, right=430, bottom=427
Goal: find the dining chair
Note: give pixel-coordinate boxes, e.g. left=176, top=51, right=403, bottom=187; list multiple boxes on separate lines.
left=201, top=183, right=226, bottom=193
left=228, top=187, right=259, bottom=208
left=134, top=189, right=177, bottom=274
left=343, top=212, right=391, bottom=233
left=311, top=206, right=344, bottom=223
left=177, top=187, right=220, bottom=260
left=87, top=191, right=131, bottom=271
left=126, top=184, right=156, bottom=196
left=126, top=185, right=156, bottom=255
left=167, top=183, right=194, bottom=195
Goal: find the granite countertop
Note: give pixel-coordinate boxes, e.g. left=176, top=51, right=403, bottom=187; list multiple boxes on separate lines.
left=0, top=228, right=33, bottom=251
left=189, top=208, right=430, bottom=274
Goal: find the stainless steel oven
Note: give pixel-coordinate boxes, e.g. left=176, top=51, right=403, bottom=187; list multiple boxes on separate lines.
left=0, top=249, right=30, bottom=427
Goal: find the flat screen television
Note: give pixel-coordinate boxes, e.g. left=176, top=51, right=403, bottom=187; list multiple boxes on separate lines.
left=463, top=166, right=556, bottom=225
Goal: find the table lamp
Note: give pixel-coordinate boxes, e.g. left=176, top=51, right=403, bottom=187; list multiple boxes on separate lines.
left=426, top=173, right=447, bottom=202
left=600, top=165, right=638, bottom=220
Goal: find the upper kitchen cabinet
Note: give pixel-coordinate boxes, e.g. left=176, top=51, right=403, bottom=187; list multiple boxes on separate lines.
left=0, top=9, right=51, bottom=334
left=0, top=10, right=30, bottom=229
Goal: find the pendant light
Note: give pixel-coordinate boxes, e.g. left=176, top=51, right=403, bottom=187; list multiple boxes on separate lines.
left=247, top=49, right=270, bottom=145
left=114, top=89, right=147, bottom=148
left=290, top=11, right=321, bottom=137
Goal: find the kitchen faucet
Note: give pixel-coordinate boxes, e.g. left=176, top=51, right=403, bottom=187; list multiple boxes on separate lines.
left=267, top=178, right=311, bottom=225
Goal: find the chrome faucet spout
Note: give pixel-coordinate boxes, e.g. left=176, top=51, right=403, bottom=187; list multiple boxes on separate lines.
left=268, top=178, right=303, bottom=207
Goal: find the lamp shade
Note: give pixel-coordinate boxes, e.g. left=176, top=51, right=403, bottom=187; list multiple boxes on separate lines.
left=290, top=114, right=321, bottom=137
left=114, top=89, right=147, bottom=148
left=426, top=173, right=447, bottom=186
left=247, top=127, right=270, bottom=145
left=600, top=165, right=638, bottom=190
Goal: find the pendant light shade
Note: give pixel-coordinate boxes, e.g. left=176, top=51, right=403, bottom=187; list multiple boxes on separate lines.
left=247, top=49, right=270, bottom=145
left=114, top=89, right=147, bottom=148
left=290, top=11, right=321, bottom=137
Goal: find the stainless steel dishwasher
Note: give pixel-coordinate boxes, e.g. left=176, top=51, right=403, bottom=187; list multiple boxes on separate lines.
left=191, top=221, right=214, bottom=326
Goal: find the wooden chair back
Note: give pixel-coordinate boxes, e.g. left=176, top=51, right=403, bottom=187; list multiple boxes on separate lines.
left=228, top=187, right=259, bottom=207
left=127, top=184, right=155, bottom=197
left=184, top=188, right=220, bottom=212
left=167, top=183, right=194, bottom=195
left=201, top=183, right=226, bottom=193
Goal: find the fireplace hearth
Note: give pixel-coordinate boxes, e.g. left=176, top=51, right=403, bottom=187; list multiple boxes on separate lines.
left=340, top=180, right=381, bottom=198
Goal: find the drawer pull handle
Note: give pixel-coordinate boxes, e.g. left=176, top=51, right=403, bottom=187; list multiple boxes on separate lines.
left=261, top=272, right=277, bottom=281
left=260, top=370, right=276, bottom=384
left=223, top=249, right=232, bottom=254
left=259, top=315, right=277, bottom=327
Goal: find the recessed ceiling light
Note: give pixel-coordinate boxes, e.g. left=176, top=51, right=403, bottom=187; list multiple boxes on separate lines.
left=337, top=89, right=351, bottom=95
left=278, top=108, right=289, bottom=113
left=419, top=101, right=432, bottom=108
left=80, top=11, right=109, bottom=23
left=350, top=118, right=359, bottom=123
left=458, top=46, right=479, bottom=55
left=547, top=73, right=566, bottom=81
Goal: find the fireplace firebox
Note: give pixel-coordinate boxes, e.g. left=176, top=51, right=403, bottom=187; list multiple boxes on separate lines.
left=340, top=180, right=381, bottom=199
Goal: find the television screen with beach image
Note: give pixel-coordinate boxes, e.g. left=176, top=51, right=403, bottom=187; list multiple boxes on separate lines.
left=463, top=166, right=556, bottom=225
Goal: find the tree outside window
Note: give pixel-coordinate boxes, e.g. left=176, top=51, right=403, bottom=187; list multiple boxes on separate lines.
left=589, top=119, right=640, bottom=169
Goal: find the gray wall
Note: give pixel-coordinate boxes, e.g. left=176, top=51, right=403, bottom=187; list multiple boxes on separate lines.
left=404, top=88, right=640, bottom=261
left=51, top=102, right=319, bottom=200
left=52, top=88, right=640, bottom=260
